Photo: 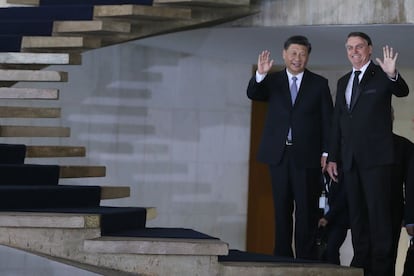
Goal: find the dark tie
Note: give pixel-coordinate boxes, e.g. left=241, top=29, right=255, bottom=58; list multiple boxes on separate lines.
left=350, top=70, right=361, bottom=109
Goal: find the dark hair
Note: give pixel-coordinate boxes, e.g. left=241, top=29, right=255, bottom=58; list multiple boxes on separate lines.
left=347, top=32, right=372, bottom=46
left=284, top=35, right=312, bottom=54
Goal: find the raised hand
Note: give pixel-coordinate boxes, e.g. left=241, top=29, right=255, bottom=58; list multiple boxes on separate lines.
left=375, top=45, right=398, bottom=78
left=257, top=50, right=274, bottom=75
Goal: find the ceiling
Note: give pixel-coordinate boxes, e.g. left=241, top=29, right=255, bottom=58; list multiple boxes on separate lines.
left=134, top=24, right=414, bottom=69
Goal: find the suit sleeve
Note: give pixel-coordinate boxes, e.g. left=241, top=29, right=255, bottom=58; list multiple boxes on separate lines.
left=247, top=74, right=270, bottom=101
left=391, top=73, right=409, bottom=98
left=321, top=78, right=333, bottom=154
left=327, top=80, right=344, bottom=163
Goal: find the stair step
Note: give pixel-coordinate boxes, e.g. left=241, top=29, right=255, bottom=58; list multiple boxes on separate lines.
left=0, top=125, right=69, bottom=137
left=0, top=211, right=101, bottom=228
left=84, top=229, right=228, bottom=256
left=0, top=20, right=53, bottom=36
left=153, top=0, right=250, bottom=6
left=26, top=145, right=86, bottom=158
left=7, top=0, right=153, bottom=6
left=0, top=185, right=101, bottom=209
left=0, top=207, right=156, bottom=228
left=0, top=143, right=26, bottom=164
left=0, top=88, right=59, bottom=100
left=219, top=261, right=363, bottom=276
left=0, top=69, right=68, bottom=82
left=0, top=164, right=60, bottom=186
left=100, top=186, right=130, bottom=200
left=94, top=5, right=192, bottom=20
left=0, top=6, right=95, bottom=21
left=0, top=106, right=60, bottom=118
left=59, top=165, right=106, bottom=178
left=0, top=52, right=81, bottom=66
left=22, top=36, right=102, bottom=52
left=53, top=20, right=131, bottom=34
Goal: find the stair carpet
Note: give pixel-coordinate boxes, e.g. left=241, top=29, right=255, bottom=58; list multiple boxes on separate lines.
left=0, top=1, right=362, bottom=275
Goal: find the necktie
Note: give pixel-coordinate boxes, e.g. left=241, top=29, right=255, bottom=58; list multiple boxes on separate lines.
left=350, top=70, right=361, bottom=109
left=290, top=76, right=298, bottom=104
left=287, top=76, right=298, bottom=141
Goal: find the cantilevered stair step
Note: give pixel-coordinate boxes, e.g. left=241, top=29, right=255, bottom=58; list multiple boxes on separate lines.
left=7, top=0, right=153, bottom=6
left=0, top=106, right=60, bottom=118
left=59, top=165, right=106, bottom=178
left=0, top=164, right=60, bottom=186
left=83, top=227, right=228, bottom=255
left=53, top=20, right=132, bottom=35
left=0, top=52, right=81, bottom=66
left=100, top=186, right=130, bottom=200
left=153, top=0, right=250, bottom=6
left=0, top=207, right=156, bottom=228
left=0, top=185, right=101, bottom=209
left=26, top=145, right=86, bottom=158
left=94, top=5, right=192, bottom=20
left=0, top=88, right=59, bottom=100
left=0, top=69, right=68, bottom=82
left=21, top=36, right=102, bottom=52
left=0, top=125, right=69, bottom=137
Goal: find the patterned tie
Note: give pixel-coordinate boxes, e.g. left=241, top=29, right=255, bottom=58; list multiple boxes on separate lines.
left=290, top=76, right=298, bottom=104
left=287, top=76, right=298, bottom=141
left=350, top=70, right=361, bottom=109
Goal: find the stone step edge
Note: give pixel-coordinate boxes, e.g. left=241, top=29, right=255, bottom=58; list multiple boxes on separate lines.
left=100, top=185, right=130, bottom=200
left=0, top=52, right=81, bottom=65
left=219, top=261, right=363, bottom=276
left=83, top=235, right=229, bottom=256
left=0, top=207, right=156, bottom=228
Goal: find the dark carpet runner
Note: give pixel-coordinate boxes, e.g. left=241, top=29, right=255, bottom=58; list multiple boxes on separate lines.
left=0, top=142, right=304, bottom=264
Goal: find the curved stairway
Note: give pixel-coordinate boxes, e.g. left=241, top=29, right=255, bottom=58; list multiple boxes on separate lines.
left=0, top=1, right=363, bottom=275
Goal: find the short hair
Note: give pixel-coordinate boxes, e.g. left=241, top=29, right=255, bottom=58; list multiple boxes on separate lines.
left=284, top=35, right=312, bottom=54
left=347, top=32, right=372, bottom=46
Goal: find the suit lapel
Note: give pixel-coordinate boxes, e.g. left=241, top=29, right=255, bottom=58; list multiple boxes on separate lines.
left=291, top=69, right=309, bottom=108
left=282, top=71, right=293, bottom=108
left=350, top=62, right=376, bottom=111
left=339, top=71, right=352, bottom=111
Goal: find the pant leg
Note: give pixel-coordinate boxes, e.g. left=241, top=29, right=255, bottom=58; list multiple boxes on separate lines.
left=359, top=165, right=393, bottom=276
left=292, top=165, right=321, bottom=259
left=269, top=149, right=294, bottom=258
left=345, top=167, right=371, bottom=273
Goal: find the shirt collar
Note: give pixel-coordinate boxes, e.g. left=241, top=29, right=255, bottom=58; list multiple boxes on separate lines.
left=286, top=69, right=304, bottom=82
left=353, top=61, right=371, bottom=76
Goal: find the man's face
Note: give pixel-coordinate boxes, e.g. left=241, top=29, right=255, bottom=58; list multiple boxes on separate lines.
left=282, top=44, right=309, bottom=75
left=345, top=36, right=372, bottom=69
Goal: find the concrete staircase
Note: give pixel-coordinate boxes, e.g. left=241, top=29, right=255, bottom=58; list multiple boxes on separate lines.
left=0, top=1, right=363, bottom=275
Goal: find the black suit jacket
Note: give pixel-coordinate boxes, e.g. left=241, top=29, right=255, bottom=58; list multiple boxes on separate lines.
left=247, top=69, right=333, bottom=168
left=328, top=61, right=409, bottom=170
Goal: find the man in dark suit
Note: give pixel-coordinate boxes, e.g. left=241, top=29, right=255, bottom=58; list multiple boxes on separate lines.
left=247, top=35, right=333, bottom=259
left=327, top=32, right=409, bottom=276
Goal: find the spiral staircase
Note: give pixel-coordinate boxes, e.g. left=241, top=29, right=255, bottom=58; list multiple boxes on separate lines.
left=0, top=0, right=363, bottom=275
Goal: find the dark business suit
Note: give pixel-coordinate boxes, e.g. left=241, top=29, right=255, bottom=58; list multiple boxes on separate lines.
left=247, top=68, right=333, bottom=259
left=391, top=134, right=414, bottom=272
left=328, top=61, right=409, bottom=276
